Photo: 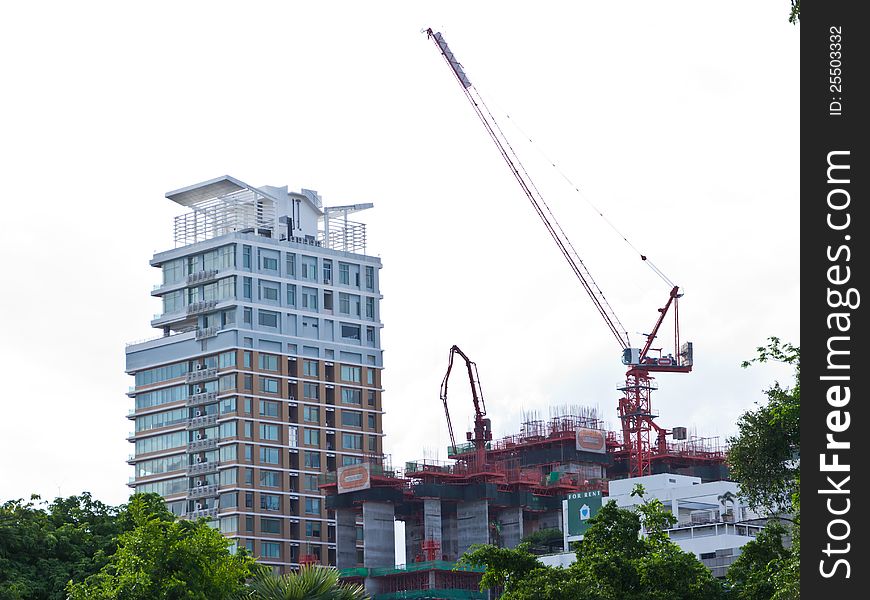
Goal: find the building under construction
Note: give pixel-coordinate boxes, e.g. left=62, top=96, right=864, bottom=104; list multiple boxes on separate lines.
left=321, top=404, right=726, bottom=598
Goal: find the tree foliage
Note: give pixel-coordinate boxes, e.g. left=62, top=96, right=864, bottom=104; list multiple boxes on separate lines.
left=521, top=528, right=564, bottom=555
left=66, top=494, right=256, bottom=600
left=789, top=1, right=800, bottom=24
left=460, top=490, right=724, bottom=600
left=728, top=337, right=800, bottom=515
left=0, top=492, right=126, bottom=600
left=726, top=523, right=791, bottom=600
left=235, top=564, right=368, bottom=600
left=725, top=338, right=800, bottom=600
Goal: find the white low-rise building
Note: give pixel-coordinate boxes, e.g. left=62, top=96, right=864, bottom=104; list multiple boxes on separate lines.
left=546, top=473, right=766, bottom=577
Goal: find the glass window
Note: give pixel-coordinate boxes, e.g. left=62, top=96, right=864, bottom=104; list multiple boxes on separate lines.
left=366, top=369, right=375, bottom=385
left=342, top=433, right=363, bottom=450
left=304, top=451, right=321, bottom=469
left=369, top=435, right=377, bottom=452
left=135, top=362, right=187, bottom=387
left=340, top=366, right=361, bottom=383
left=303, top=383, right=319, bottom=400
left=243, top=351, right=252, bottom=368
left=259, top=470, right=280, bottom=488
left=219, top=468, right=237, bottom=486
left=220, top=396, right=237, bottom=415
left=301, top=287, right=318, bottom=310
left=261, top=541, right=281, bottom=558
left=368, top=413, right=376, bottom=429
left=258, top=310, right=279, bottom=328
left=244, top=445, right=253, bottom=462
left=243, top=421, right=253, bottom=438
left=261, top=494, right=281, bottom=511
left=306, top=520, right=321, bottom=537
left=162, top=290, right=183, bottom=315
left=260, top=400, right=279, bottom=418
left=285, top=253, right=296, bottom=277
left=366, top=297, right=375, bottom=320
left=162, top=259, right=183, bottom=285
left=220, top=491, right=237, bottom=508
left=259, top=281, right=279, bottom=302
left=259, top=447, right=279, bottom=464
left=303, top=360, right=318, bottom=377
left=243, top=307, right=252, bottom=325
left=243, top=245, right=252, bottom=269
left=259, top=424, right=279, bottom=441
left=219, top=421, right=237, bottom=438
left=219, top=351, right=236, bottom=369
left=341, top=388, right=361, bottom=405
left=339, top=263, right=350, bottom=285
left=303, top=406, right=320, bottom=422
left=243, top=277, right=252, bottom=300
left=286, top=284, right=296, bottom=307
left=220, top=516, right=238, bottom=534
left=261, top=255, right=278, bottom=272
left=304, top=428, right=320, bottom=446
left=340, top=323, right=360, bottom=341
left=304, top=497, right=321, bottom=514
left=341, top=411, right=362, bottom=427
left=365, top=266, right=374, bottom=290
left=322, top=260, right=333, bottom=284
left=304, top=474, right=319, bottom=491
left=301, top=256, right=317, bottom=281
left=260, top=377, right=279, bottom=394
left=261, top=517, right=281, bottom=534
left=220, top=444, right=237, bottom=462
left=258, top=354, right=278, bottom=372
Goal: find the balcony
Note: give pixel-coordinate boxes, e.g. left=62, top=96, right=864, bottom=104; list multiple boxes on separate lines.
left=187, top=460, right=220, bottom=476
left=186, top=368, right=219, bottom=383
left=187, top=438, right=217, bottom=452
left=187, top=414, right=217, bottom=429
left=195, top=326, right=220, bottom=341
left=188, top=484, right=219, bottom=499
left=187, top=269, right=219, bottom=285
left=186, top=391, right=218, bottom=407
left=187, top=300, right=218, bottom=316
left=185, top=507, right=218, bottom=520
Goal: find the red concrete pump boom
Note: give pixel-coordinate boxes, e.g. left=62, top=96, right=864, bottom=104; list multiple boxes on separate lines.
left=426, top=29, right=693, bottom=477
left=439, top=345, right=491, bottom=469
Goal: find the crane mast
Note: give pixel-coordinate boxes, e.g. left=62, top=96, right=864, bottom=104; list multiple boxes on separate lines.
left=426, top=29, right=693, bottom=477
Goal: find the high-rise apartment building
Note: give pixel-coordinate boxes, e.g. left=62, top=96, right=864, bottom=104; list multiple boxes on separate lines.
left=125, top=175, right=384, bottom=570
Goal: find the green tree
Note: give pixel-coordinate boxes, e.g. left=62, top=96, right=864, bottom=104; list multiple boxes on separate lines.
left=235, top=564, right=368, bottom=600
left=727, top=337, right=800, bottom=515
left=789, top=1, right=800, bottom=24
left=67, top=494, right=256, bottom=599
left=461, top=489, right=724, bottom=600
left=521, top=528, right=564, bottom=555
left=726, top=338, right=800, bottom=599
left=726, top=523, right=791, bottom=600
left=0, top=492, right=126, bottom=600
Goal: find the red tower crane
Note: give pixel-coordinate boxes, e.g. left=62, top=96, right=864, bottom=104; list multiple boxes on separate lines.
left=439, top=344, right=492, bottom=471
left=426, top=29, right=693, bottom=477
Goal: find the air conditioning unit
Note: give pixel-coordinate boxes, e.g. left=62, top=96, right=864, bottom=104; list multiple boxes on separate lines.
left=195, top=455, right=203, bottom=463
left=195, top=480, right=203, bottom=487
left=195, top=502, right=203, bottom=510
left=195, top=409, right=203, bottom=417
left=196, top=432, right=204, bottom=440
left=194, top=385, right=204, bottom=393
left=195, top=363, right=204, bottom=371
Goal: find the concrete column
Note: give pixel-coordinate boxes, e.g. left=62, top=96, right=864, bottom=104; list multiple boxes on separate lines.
left=336, top=508, right=358, bottom=569
left=497, top=507, right=523, bottom=549
left=456, top=500, right=489, bottom=558
left=441, top=506, right=458, bottom=561
left=405, top=517, right=424, bottom=565
left=423, top=498, right=443, bottom=552
left=363, top=501, right=396, bottom=568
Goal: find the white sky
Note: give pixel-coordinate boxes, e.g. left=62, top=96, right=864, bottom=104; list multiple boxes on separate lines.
left=0, top=1, right=799, bottom=506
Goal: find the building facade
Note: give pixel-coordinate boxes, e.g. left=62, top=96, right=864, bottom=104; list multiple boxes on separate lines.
left=125, top=175, right=384, bottom=571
